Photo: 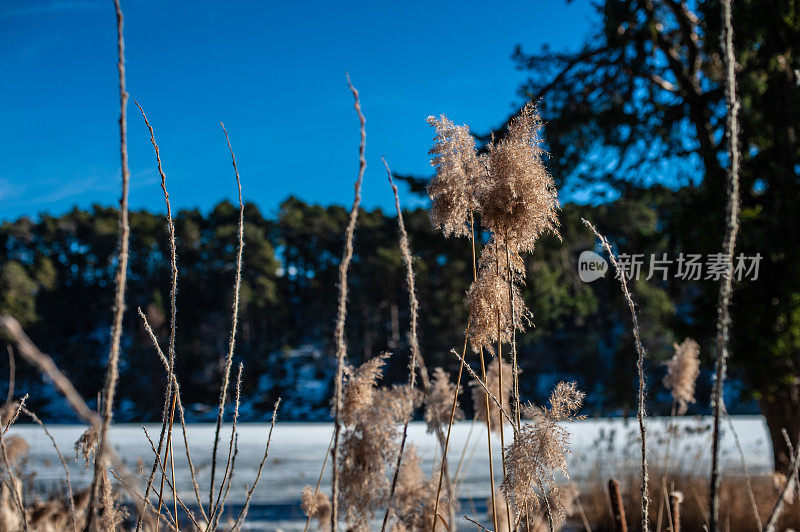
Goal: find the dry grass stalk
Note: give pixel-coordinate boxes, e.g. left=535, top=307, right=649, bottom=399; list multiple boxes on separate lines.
left=450, top=349, right=516, bottom=429
left=765, top=442, right=800, bottom=532
left=669, top=491, right=682, bottom=532
left=5, top=347, right=13, bottom=407
left=0, top=394, right=28, bottom=531
left=21, top=406, right=78, bottom=532
left=302, top=431, right=336, bottom=532
left=132, top=100, right=182, bottom=532
left=232, top=397, right=281, bottom=530
left=0, top=317, right=99, bottom=426
left=723, top=406, right=762, bottom=530
left=141, top=426, right=201, bottom=530
left=472, top=356, right=514, bottom=434
left=330, top=73, right=367, bottom=532
left=583, top=219, right=650, bottom=531
left=502, top=382, right=584, bottom=530
left=138, top=308, right=208, bottom=522
left=209, top=363, right=244, bottom=529
left=209, top=121, right=246, bottom=515
left=85, top=1, right=132, bottom=528
left=382, top=157, right=434, bottom=532
left=663, top=338, right=700, bottom=415
left=710, top=0, right=742, bottom=529
left=608, top=479, right=628, bottom=532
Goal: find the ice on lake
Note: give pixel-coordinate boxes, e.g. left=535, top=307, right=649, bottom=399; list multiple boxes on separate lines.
left=8, top=417, right=772, bottom=530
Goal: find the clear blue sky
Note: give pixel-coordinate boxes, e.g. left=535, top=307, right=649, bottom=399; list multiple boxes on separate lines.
left=0, top=0, right=596, bottom=221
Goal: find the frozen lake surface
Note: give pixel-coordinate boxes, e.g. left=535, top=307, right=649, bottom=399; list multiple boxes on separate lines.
left=8, top=417, right=772, bottom=530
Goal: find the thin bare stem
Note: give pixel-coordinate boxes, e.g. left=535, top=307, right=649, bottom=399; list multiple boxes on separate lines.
left=710, top=0, right=741, bottom=529
left=0, top=316, right=99, bottom=425
left=450, top=349, right=516, bottom=429
left=330, top=73, right=367, bottom=532
left=434, top=214, right=488, bottom=532
left=1, top=395, right=28, bottom=531
left=232, top=398, right=281, bottom=531
left=141, top=427, right=202, bottom=531
left=21, top=406, right=77, bottom=532
left=138, top=308, right=208, bottom=522
left=210, top=363, right=244, bottom=529
left=464, top=514, right=491, bottom=532
left=132, top=99, right=181, bottom=532
left=210, top=122, right=246, bottom=513
left=722, top=408, right=761, bottom=530
left=303, top=430, right=335, bottom=532
left=381, top=158, right=422, bottom=532
left=110, top=469, right=177, bottom=532
left=85, top=3, right=132, bottom=527
left=764, top=441, right=800, bottom=532
left=504, top=239, right=522, bottom=430
left=494, top=244, right=513, bottom=532
left=0, top=317, right=139, bottom=491
left=5, top=346, right=14, bottom=406
left=583, top=219, right=649, bottom=531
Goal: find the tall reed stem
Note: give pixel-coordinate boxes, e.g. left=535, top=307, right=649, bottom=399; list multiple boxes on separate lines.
left=584, top=220, right=649, bottom=531
left=330, top=74, right=367, bottom=532
left=209, top=122, right=245, bottom=514
left=432, top=214, right=478, bottom=531
left=381, top=158, right=422, bottom=532
left=709, top=0, right=741, bottom=528
left=85, top=1, right=131, bottom=527
left=494, top=242, right=513, bottom=532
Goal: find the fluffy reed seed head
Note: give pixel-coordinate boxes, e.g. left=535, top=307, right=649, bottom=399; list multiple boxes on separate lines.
left=390, top=444, right=443, bottom=531
left=663, top=338, right=700, bottom=415
left=340, top=352, right=390, bottom=425
left=74, top=425, right=99, bottom=467
left=0, top=435, right=28, bottom=467
left=301, top=486, right=332, bottom=529
left=470, top=356, right=514, bottom=432
left=424, top=367, right=464, bottom=433
left=478, top=102, right=559, bottom=252
left=338, top=354, right=416, bottom=530
left=467, top=258, right=532, bottom=354
left=426, top=115, right=484, bottom=238
left=502, top=382, right=584, bottom=523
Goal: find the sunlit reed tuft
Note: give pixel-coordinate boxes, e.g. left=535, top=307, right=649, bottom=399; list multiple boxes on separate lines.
left=663, top=338, right=701, bottom=415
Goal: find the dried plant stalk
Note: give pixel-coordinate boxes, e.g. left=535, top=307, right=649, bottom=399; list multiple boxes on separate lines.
left=583, top=219, right=649, bottom=531
left=381, top=158, right=424, bottom=532
left=330, top=73, right=367, bottom=532
left=210, top=363, right=244, bottom=529
left=132, top=100, right=183, bottom=532
left=232, top=398, right=281, bottom=530
left=0, top=317, right=99, bottom=425
left=1, top=395, right=28, bottom=531
left=209, top=122, right=246, bottom=514
left=21, top=406, right=77, bottom=532
left=86, top=1, right=132, bottom=527
left=710, top=0, right=741, bottom=529
left=608, top=479, right=628, bottom=532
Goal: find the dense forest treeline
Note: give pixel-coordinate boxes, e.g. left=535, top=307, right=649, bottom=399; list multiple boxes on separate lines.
left=0, top=189, right=756, bottom=422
